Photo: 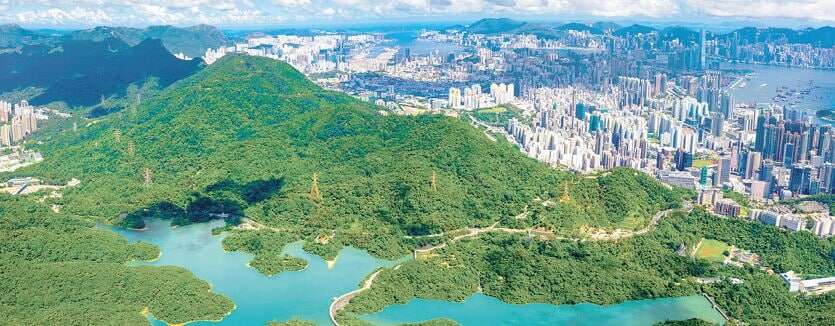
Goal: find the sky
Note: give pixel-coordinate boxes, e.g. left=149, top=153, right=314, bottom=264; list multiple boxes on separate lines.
left=2, top=0, right=834, bottom=28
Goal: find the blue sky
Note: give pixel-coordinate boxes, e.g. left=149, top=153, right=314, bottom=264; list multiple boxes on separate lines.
left=2, top=1, right=834, bottom=28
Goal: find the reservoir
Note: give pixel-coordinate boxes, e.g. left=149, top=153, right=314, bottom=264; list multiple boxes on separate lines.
left=112, top=219, right=726, bottom=325
left=112, top=219, right=399, bottom=325
left=362, top=294, right=725, bottom=326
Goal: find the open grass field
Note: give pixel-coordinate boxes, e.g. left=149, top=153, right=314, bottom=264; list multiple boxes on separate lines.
left=692, top=159, right=715, bottom=168
left=695, top=238, right=731, bottom=263
left=477, top=106, right=508, bottom=114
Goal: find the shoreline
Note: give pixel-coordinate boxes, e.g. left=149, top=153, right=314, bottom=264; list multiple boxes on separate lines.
left=142, top=302, right=237, bottom=326
left=357, top=293, right=727, bottom=325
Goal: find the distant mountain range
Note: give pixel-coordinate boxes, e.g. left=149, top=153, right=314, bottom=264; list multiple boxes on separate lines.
left=453, top=18, right=834, bottom=47
left=0, top=38, right=202, bottom=106
left=718, top=26, right=835, bottom=48
left=0, top=24, right=228, bottom=58
left=463, top=18, right=528, bottom=34
left=0, top=24, right=54, bottom=48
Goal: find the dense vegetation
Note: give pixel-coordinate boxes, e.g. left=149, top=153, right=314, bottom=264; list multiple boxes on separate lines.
left=267, top=319, right=317, bottom=326
left=340, top=209, right=835, bottom=325
left=222, top=230, right=308, bottom=275
left=8, top=55, right=680, bottom=263
left=0, top=194, right=234, bottom=325
left=5, top=54, right=827, bottom=325
left=0, top=52, right=831, bottom=325
left=655, top=319, right=717, bottom=326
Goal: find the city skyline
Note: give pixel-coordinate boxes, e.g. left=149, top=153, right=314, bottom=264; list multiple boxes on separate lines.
left=3, top=0, right=835, bottom=28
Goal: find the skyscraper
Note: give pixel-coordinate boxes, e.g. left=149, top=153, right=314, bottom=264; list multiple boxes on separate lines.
left=699, top=29, right=706, bottom=70
left=448, top=87, right=461, bottom=109
left=745, top=151, right=762, bottom=180
left=720, top=92, right=733, bottom=118
left=783, top=143, right=795, bottom=166
left=716, top=156, right=731, bottom=185
left=754, top=114, right=767, bottom=152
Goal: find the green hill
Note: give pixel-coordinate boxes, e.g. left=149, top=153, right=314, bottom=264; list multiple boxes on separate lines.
left=15, top=54, right=680, bottom=261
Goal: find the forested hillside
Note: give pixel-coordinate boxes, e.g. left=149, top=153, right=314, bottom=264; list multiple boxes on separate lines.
left=5, top=54, right=829, bottom=326
left=341, top=209, right=835, bottom=325
left=12, top=54, right=680, bottom=262
left=0, top=194, right=234, bottom=325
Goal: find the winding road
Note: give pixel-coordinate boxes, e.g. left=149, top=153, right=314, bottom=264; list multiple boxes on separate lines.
left=414, top=203, right=691, bottom=255
left=329, top=268, right=388, bottom=326
left=325, top=201, right=693, bottom=325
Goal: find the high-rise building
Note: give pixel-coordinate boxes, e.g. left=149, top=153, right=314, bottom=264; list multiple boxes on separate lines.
left=710, top=112, right=723, bottom=137
left=716, top=156, right=731, bottom=185
left=699, top=167, right=709, bottom=185
left=489, top=83, right=515, bottom=105
left=745, top=151, right=762, bottom=180
left=699, top=29, right=707, bottom=70
left=750, top=180, right=768, bottom=201
left=654, top=73, right=667, bottom=98
left=575, top=103, right=586, bottom=120
left=448, top=87, right=461, bottom=109
left=719, top=92, right=733, bottom=118
left=0, top=124, right=10, bottom=146
left=754, top=114, right=767, bottom=152
left=789, top=164, right=812, bottom=195
left=783, top=143, right=795, bottom=166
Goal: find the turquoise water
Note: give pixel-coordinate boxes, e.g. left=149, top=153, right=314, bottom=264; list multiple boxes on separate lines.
left=112, top=219, right=399, bottom=325
left=363, top=294, right=725, bottom=326
left=112, top=219, right=726, bottom=326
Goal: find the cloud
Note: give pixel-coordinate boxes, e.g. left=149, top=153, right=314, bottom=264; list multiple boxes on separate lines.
left=16, top=6, right=113, bottom=25
left=2, top=0, right=834, bottom=27
left=684, top=0, right=835, bottom=22
left=272, top=0, right=312, bottom=6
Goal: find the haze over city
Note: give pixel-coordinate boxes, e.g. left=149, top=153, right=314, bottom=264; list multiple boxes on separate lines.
left=3, top=0, right=835, bottom=27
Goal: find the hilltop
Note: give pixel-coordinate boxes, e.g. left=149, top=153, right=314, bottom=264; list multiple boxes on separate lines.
left=16, top=54, right=680, bottom=261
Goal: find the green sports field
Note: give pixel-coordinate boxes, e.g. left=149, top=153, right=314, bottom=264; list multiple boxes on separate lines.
left=695, top=238, right=730, bottom=263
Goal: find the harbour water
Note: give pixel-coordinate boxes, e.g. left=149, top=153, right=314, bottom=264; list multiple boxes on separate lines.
left=112, top=219, right=725, bottom=326
left=724, top=62, right=835, bottom=112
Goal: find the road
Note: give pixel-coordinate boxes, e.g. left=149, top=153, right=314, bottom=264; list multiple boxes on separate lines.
left=586, top=203, right=691, bottom=241
left=297, top=201, right=692, bottom=326
left=329, top=268, right=387, bottom=326
left=414, top=203, right=691, bottom=255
